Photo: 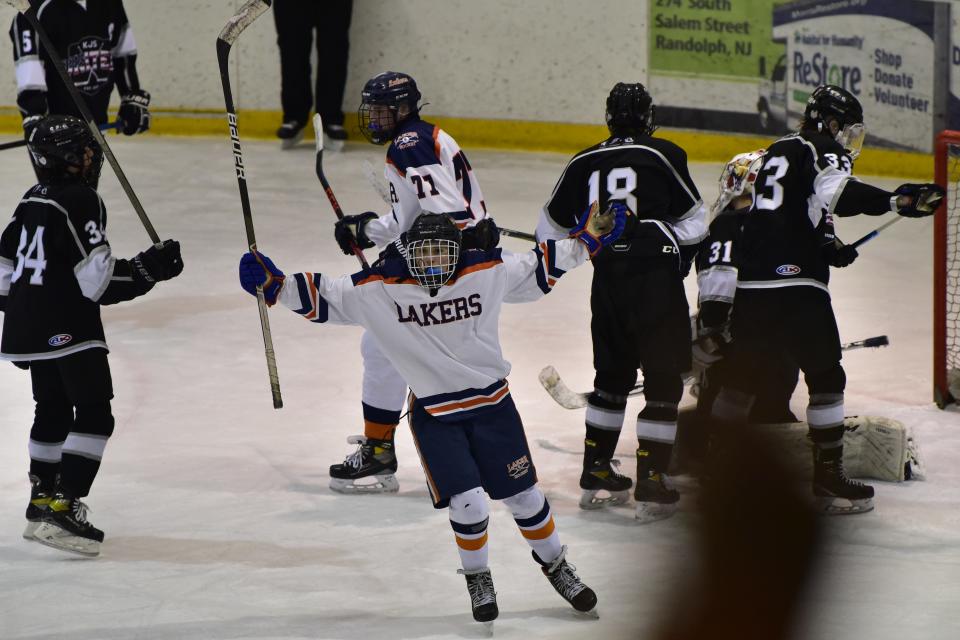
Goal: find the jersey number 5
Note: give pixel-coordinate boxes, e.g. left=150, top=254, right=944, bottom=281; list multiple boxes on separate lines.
left=754, top=156, right=790, bottom=211
left=11, top=226, right=47, bottom=285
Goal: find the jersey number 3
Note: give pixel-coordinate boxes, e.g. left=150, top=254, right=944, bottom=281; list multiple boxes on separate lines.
left=754, top=156, right=789, bottom=211
left=11, top=226, right=47, bottom=285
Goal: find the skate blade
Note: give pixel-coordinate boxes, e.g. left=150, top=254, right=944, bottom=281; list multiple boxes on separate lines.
left=324, top=135, right=345, bottom=152
left=579, top=489, right=630, bottom=510
left=575, top=607, right=600, bottom=619
left=32, top=523, right=100, bottom=557
left=482, top=620, right=494, bottom=635
left=280, top=131, right=305, bottom=149
left=817, top=496, right=874, bottom=515
left=329, top=474, right=399, bottom=494
left=22, top=520, right=40, bottom=541
left=635, top=501, right=678, bottom=523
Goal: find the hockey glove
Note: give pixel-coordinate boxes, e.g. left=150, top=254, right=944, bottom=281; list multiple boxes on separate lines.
left=239, top=251, right=285, bottom=306
left=823, top=237, right=858, bottom=268
left=117, top=90, right=151, bottom=136
left=692, top=303, right=732, bottom=372
left=570, top=201, right=628, bottom=257
left=132, top=240, right=184, bottom=283
left=894, top=183, right=944, bottom=218
left=334, top=212, right=377, bottom=255
left=461, top=217, right=500, bottom=251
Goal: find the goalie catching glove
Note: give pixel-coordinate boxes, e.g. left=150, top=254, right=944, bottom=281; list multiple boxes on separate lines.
left=239, top=251, right=285, bottom=306
left=894, top=183, right=944, bottom=218
left=334, top=212, right=377, bottom=255
left=569, top=200, right=628, bottom=257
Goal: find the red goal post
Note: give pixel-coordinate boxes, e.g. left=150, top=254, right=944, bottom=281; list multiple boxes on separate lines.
left=935, top=130, right=960, bottom=408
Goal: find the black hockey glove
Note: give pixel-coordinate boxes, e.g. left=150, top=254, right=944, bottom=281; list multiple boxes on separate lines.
left=895, top=183, right=944, bottom=218
left=461, top=218, right=500, bottom=251
left=118, top=90, right=151, bottom=136
left=132, top=240, right=184, bottom=283
left=692, top=302, right=732, bottom=372
left=823, top=237, right=858, bottom=268
left=334, top=212, right=377, bottom=255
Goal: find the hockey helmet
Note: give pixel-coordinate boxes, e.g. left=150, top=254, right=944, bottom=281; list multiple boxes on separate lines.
left=803, top=85, right=865, bottom=158
left=27, top=115, right=103, bottom=187
left=605, top=82, right=656, bottom=137
left=359, top=71, right=422, bottom=144
left=712, top=149, right=765, bottom=217
left=402, top=213, right=462, bottom=291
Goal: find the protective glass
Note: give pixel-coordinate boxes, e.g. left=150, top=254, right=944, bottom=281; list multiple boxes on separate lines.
left=405, top=238, right=460, bottom=289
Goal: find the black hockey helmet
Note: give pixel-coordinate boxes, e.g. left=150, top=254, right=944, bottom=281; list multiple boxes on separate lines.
left=359, top=71, right=422, bottom=144
left=803, top=85, right=865, bottom=158
left=605, top=82, right=656, bottom=137
left=28, top=115, right=103, bottom=187
left=402, top=213, right=462, bottom=291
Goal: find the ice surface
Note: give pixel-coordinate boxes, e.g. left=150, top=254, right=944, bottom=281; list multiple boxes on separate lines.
left=0, top=134, right=958, bottom=639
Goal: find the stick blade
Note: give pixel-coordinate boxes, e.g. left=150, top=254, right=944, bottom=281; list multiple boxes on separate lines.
left=217, top=0, right=272, bottom=45
left=313, top=113, right=324, bottom=152
left=538, top=366, right=588, bottom=410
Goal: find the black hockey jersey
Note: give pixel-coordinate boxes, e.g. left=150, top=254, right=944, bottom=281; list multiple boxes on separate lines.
left=0, top=181, right=152, bottom=361
left=539, top=135, right=706, bottom=269
left=9, top=0, right=136, bottom=124
left=736, top=132, right=853, bottom=293
left=696, top=206, right=744, bottom=307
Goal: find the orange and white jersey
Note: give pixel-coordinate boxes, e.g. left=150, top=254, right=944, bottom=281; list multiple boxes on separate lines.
left=277, top=239, right=588, bottom=420
left=363, top=118, right=487, bottom=246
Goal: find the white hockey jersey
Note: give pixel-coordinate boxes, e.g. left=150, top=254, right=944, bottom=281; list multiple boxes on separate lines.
left=363, top=118, right=487, bottom=246
left=277, top=239, right=587, bottom=421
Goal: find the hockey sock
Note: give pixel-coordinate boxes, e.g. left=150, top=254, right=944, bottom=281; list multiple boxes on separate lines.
left=504, top=486, right=562, bottom=565
left=29, top=400, right=72, bottom=487
left=807, top=393, right=845, bottom=449
left=361, top=402, right=400, bottom=441
left=28, top=439, right=63, bottom=488
left=584, top=426, right=621, bottom=464
left=585, top=388, right=626, bottom=460
left=449, top=487, right=490, bottom=571
left=57, top=402, right=113, bottom=498
left=636, top=400, right=678, bottom=474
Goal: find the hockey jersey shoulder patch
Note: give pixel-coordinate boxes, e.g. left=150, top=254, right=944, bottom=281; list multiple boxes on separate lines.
left=387, top=122, right=441, bottom=173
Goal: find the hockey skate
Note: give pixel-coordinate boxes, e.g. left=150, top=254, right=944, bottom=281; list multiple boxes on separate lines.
left=23, top=474, right=53, bottom=541
left=579, top=457, right=632, bottom=509
left=534, top=546, right=598, bottom=617
left=276, top=120, right=305, bottom=149
left=33, top=494, right=104, bottom=557
left=323, top=124, right=347, bottom=153
left=329, top=436, right=399, bottom=494
left=634, top=470, right=680, bottom=523
left=457, top=567, right=498, bottom=625
left=813, top=447, right=874, bottom=515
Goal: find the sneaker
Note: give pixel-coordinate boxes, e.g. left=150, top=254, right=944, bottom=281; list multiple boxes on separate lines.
left=33, top=493, right=104, bottom=557
left=634, top=469, right=680, bottom=523
left=276, top=120, right=305, bottom=149
left=23, top=474, right=53, bottom=541
left=457, top=567, right=498, bottom=623
left=579, top=457, right=632, bottom=509
left=533, top=546, right=598, bottom=615
left=813, top=447, right=874, bottom=515
left=329, top=436, right=399, bottom=494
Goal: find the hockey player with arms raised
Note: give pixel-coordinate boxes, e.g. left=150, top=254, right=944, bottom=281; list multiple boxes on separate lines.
left=0, top=115, right=183, bottom=556
left=239, top=203, right=627, bottom=624
left=709, top=85, right=943, bottom=514
left=327, top=71, right=499, bottom=494
left=537, top=82, right=707, bottom=522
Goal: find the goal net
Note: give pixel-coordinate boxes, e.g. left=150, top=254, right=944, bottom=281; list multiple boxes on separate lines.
left=935, top=131, right=960, bottom=408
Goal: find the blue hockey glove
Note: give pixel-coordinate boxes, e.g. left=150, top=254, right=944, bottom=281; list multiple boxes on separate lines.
left=569, top=201, right=628, bottom=257
left=239, top=251, right=285, bottom=306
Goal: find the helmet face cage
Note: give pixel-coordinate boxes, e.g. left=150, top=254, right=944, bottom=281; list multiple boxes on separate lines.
left=358, top=71, right=421, bottom=145
left=405, top=238, right=460, bottom=289
left=711, top=149, right=765, bottom=218
left=605, top=82, right=656, bottom=137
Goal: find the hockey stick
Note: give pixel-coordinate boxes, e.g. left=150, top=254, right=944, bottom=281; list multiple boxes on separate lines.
left=0, top=120, right=121, bottom=152
left=539, top=334, right=891, bottom=410
left=360, top=159, right=537, bottom=243
left=850, top=216, right=904, bottom=249
left=217, top=0, right=282, bottom=410
left=4, top=0, right=159, bottom=244
left=314, top=114, right=370, bottom=269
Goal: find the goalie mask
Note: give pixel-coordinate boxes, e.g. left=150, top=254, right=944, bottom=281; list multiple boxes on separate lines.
left=358, top=71, right=422, bottom=145
left=28, top=115, right=104, bottom=188
left=403, top=213, right=462, bottom=291
left=712, top=149, right=765, bottom=217
left=804, top=85, right=865, bottom=159
left=605, top=82, right=656, bottom=137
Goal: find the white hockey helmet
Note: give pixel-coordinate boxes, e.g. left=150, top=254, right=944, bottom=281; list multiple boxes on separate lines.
left=712, top=149, right=765, bottom=218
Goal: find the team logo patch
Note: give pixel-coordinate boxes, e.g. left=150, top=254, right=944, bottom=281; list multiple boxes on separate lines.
left=776, top=264, right=801, bottom=276
left=48, top=334, right=72, bottom=347
left=396, top=132, right=420, bottom=149
left=67, top=37, right=114, bottom=96
left=506, top=455, right=531, bottom=479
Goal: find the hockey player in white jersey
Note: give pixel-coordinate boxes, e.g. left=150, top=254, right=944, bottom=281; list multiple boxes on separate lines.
left=239, top=204, right=626, bottom=623
left=327, top=71, right=499, bottom=493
